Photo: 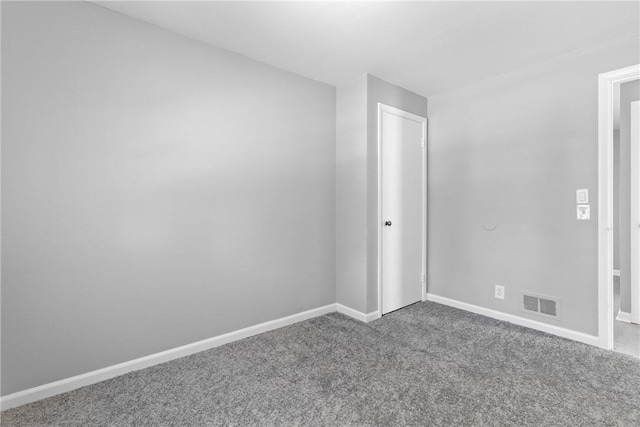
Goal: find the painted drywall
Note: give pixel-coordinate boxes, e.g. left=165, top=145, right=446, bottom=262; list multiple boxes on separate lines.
left=619, top=79, right=640, bottom=314
left=1, top=1, right=336, bottom=395
left=428, top=35, right=639, bottom=336
left=365, top=76, right=428, bottom=313
left=336, top=75, right=368, bottom=313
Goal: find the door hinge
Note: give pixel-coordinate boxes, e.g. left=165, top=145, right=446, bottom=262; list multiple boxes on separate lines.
left=421, top=138, right=425, bottom=148
left=421, top=273, right=426, bottom=283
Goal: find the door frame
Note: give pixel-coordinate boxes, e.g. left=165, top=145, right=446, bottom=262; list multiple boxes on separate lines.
left=377, top=103, right=428, bottom=316
left=597, top=64, right=640, bottom=349
left=631, top=100, right=640, bottom=324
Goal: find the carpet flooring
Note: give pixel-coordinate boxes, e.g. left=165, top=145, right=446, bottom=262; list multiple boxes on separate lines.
left=2, top=301, right=640, bottom=426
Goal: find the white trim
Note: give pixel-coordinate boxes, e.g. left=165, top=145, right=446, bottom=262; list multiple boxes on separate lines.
left=426, top=293, right=600, bottom=348
left=336, top=303, right=379, bottom=323
left=598, top=64, right=640, bottom=350
left=616, top=310, right=632, bottom=323
left=613, top=269, right=621, bottom=277
left=631, top=100, right=640, bottom=324
left=0, top=304, right=337, bottom=411
left=365, top=310, right=381, bottom=323
left=422, top=117, right=428, bottom=303
left=377, top=103, right=428, bottom=316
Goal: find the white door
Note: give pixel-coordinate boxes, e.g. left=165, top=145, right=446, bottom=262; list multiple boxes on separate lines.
left=379, top=104, right=426, bottom=315
left=631, top=100, right=640, bottom=324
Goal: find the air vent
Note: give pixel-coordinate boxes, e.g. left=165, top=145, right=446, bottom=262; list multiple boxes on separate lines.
left=520, top=292, right=561, bottom=320
left=540, top=299, right=557, bottom=317
left=523, top=295, right=539, bottom=312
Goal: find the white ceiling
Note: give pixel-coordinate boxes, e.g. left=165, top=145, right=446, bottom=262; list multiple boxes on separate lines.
left=95, top=1, right=639, bottom=97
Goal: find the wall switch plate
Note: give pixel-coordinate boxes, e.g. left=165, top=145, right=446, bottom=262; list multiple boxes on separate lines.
left=576, top=189, right=589, bottom=204
left=577, top=204, right=590, bottom=220
left=495, top=285, right=505, bottom=300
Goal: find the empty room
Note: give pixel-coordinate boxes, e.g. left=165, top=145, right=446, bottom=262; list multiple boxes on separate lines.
left=1, top=0, right=639, bottom=425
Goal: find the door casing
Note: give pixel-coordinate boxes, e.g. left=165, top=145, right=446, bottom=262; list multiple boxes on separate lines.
left=630, top=100, right=640, bottom=324
left=597, top=64, right=640, bottom=349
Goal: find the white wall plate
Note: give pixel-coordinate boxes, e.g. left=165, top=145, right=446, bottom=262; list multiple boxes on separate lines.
left=577, top=204, right=590, bottom=220
left=576, top=189, right=589, bottom=204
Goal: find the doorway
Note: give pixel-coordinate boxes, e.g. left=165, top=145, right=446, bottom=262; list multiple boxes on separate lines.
left=377, top=103, right=427, bottom=315
left=613, top=91, right=640, bottom=357
left=598, top=64, right=640, bottom=353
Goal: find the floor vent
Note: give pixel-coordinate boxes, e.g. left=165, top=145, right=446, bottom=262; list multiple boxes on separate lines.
left=520, top=292, right=561, bottom=320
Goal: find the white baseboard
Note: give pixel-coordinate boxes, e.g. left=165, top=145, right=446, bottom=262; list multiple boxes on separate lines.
left=336, top=303, right=380, bottom=323
left=365, top=310, right=381, bottom=322
left=613, top=269, right=621, bottom=277
left=616, top=310, right=632, bottom=323
left=0, top=303, right=337, bottom=411
left=426, top=293, right=600, bottom=348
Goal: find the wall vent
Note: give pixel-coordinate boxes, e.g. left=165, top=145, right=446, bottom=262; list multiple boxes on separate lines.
left=520, top=292, right=562, bottom=320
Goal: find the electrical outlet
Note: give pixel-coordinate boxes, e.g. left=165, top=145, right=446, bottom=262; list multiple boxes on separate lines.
left=495, top=285, right=505, bottom=300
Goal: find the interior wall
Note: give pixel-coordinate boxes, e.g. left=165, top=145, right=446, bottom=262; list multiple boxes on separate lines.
left=428, top=35, right=639, bottom=336
left=336, top=75, right=368, bottom=313
left=1, top=1, right=336, bottom=395
left=619, top=79, right=640, bottom=314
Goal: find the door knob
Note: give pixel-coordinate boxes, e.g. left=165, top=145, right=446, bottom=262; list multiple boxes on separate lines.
left=385, top=221, right=392, bottom=226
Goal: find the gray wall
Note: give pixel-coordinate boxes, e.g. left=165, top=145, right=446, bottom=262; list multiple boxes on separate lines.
left=336, top=75, right=368, bottom=313
left=335, top=75, right=427, bottom=314
left=619, top=80, right=640, bottom=313
left=1, top=1, right=336, bottom=395
left=365, top=76, right=428, bottom=313
left=428, top=35, right=639, bottom=336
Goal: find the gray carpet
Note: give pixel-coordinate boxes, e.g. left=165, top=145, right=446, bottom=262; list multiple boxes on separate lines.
left=2, top=301, right=639, bottom=426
